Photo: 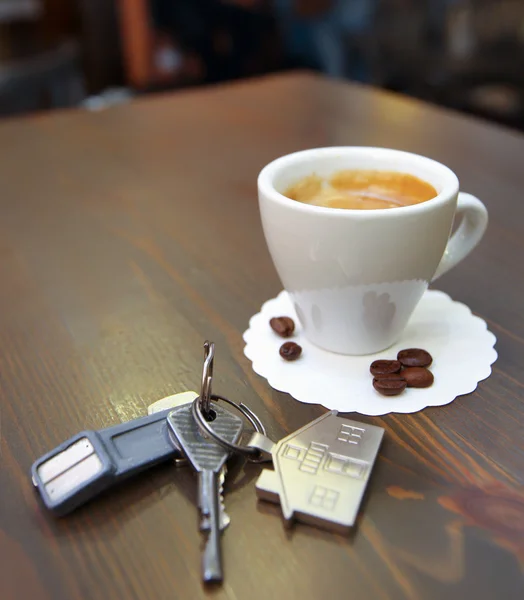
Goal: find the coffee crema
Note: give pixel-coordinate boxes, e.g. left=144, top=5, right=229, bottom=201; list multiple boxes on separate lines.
left=283, top=169, right=438, bottom=210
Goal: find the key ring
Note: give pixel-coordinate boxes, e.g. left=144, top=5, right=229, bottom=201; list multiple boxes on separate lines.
left=192, top=393, right=268, bottom=461
left=200, top=340, right=214, bottom=415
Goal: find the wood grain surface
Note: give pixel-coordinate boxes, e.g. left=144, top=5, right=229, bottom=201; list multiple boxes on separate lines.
left=0, top=73, right=523, bottom=600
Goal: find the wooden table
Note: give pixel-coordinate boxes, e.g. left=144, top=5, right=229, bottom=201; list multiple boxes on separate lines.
left=1, top=73, right=523, bottom=600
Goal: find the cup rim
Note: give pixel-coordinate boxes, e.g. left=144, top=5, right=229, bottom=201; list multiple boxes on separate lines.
left=258, top=146, right=460, bottom=218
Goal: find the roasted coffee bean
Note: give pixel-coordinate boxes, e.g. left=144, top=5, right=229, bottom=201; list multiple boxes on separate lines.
left=402, top=367, right=434, bottom=388
left=270, top=316, right=295, bottom=337
left=279, top=341, right=302, bottom=361
left=373, top=372, right=405, bottom=381
left=397, top=348, right=433, bottom=367
left=373, top=377, right=407, bottom=396
left=370, top=359, right=402, bottom=377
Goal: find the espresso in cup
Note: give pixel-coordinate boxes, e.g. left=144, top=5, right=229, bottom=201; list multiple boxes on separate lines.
left=258, top=147, right=488, bottom=354
left=284, top=170, right=437, bottom=210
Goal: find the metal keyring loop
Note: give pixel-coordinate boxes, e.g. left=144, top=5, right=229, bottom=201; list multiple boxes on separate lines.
left=199, top=341, right=214, bottom=415
left=192, top=393, right=267, bottom=459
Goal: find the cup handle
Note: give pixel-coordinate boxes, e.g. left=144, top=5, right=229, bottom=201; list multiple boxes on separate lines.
left=432, top=192, right=488, bottom=281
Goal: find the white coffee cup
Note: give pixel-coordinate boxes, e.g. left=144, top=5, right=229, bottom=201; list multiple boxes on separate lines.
left=258, top=147, right=488, bottom=355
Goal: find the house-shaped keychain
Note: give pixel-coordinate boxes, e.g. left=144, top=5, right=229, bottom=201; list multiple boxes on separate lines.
left=256, top=411, right=384, bottom=534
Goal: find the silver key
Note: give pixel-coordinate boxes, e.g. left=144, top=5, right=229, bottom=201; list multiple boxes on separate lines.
left=250, top=411, right=384, bottom=534
left=217, top=466, right=230, bottom=530
left=167, top=403, right=243, bottom=583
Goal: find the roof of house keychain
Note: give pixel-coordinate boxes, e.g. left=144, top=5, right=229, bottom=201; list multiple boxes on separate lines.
left=192, top=397, right=385, bottom=535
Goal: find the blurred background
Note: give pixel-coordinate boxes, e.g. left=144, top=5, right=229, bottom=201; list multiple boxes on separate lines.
left=0, top=0, right=523, bottom=129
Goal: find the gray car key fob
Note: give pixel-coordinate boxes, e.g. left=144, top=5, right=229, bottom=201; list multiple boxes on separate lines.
left=31, top=404, right=185, bottom=516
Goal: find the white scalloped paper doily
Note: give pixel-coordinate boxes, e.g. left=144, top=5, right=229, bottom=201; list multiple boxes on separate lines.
left=243, top=290, right=497, bottom=416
